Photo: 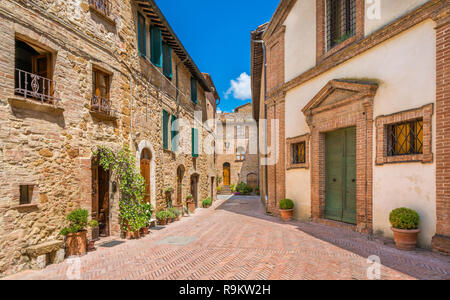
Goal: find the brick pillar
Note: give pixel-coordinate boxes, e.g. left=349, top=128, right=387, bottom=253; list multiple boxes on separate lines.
left=432, top=17, right=450, bottom=254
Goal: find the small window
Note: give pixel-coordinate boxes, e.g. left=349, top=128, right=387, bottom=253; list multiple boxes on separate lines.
left=292, top=142, right=306, bottom=164
left=163, top=110, right=169, bottom=150
left=192, top=128, right=199, bottom=158
left=137, top=13, right=146, bottom=57
left=326, top=0, right=356, bottom=50
left=171, top=115, right=178, bottom=152
left=387, top=119, right=423, bottom=156
left=191, top=77, right=198, bottom=104
left=92, top=69, right=111, bottom=114
left=20, top=185, right=33, bottom=205
left=89, top=0, right=111, bottom=16
left=236, top=126, right=245, bottom=138
left=236, top=147, right=245, bottom=161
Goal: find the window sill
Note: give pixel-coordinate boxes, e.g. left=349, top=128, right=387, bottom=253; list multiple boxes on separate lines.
left=318, top=34, right=360, bottom=64
left=89, top=5, right=116, bottom=25
left=287, top=163, right=309, bottom=170
left=8, top=97, right=64, bottom=114
left=376, top=154, right=433, bottom=165
left=90, top=110, right=118, bottom=122
left=11, top=203, right=39, bottom=210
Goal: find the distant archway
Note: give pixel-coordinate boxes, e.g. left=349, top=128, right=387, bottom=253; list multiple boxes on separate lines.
left=140, top=148, right=152, bottom=204
left=223, top=163, right=231, bottom=186
left=137, top=140, right=156, bottom=208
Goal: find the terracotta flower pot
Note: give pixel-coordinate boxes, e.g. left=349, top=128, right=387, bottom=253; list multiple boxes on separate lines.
left=391, top=228, right=421, bottom=251
left=141, top=227, right=149, bottom=235
left=132, top=230, right=140, bottom=239
left=125, top=231, right=133, bottom=240
left=280, top=209, right=294, bottom=222
left=65, top=230, right=87, bottom=257
left=175, top=216, right=180, bottom=222
left=187, top=201, right=196, bottom=213
left=87, top=240, right=96, bottom=252
left=158, top=219, right=167, bottom=226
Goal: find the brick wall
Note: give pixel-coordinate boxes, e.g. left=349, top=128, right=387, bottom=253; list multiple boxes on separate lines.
left=432, top=17, right=450, bottom=254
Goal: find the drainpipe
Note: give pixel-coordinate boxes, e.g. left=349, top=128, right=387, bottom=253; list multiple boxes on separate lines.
left=252, top=39, right=269, bottom=211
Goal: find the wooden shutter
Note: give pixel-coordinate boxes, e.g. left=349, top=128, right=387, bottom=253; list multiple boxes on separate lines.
left=151, top=26, right=162, bottom=67
left=138, top=13, right=146, bottom=57
left=163, top=110, right=169, bottom=150
left=192, top=128, right=199, bottom=157
left=162, top=42, right=173, bottom=79
left=171, top=115, right=178, bottom=152
left=191, top=77, right=197, bottom=104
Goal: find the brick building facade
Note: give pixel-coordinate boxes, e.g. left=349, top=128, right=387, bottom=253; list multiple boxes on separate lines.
left=252, top=0, right=449, bottom=251
left=0, top=0, right=218, bottom=275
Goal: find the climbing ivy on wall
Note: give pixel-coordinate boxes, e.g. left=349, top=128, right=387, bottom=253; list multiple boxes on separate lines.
left=93, top=145, right=147, bottom=232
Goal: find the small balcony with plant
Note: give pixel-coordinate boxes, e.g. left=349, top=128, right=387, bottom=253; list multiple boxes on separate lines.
left=90, top=68, right=117, bottom=120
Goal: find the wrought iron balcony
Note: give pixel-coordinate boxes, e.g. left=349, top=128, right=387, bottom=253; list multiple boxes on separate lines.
left=15, top=69, right=59, bottom=105
left=91, top=95, right=116, bottom=118
left=89, top=0, right=111, bottom=16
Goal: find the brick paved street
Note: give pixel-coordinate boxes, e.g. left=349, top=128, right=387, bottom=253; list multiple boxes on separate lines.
left=4, top=196, right=450, bottom=280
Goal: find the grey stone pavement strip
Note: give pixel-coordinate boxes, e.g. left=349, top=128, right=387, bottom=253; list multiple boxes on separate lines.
left=3, top=195, right=450, bottom=280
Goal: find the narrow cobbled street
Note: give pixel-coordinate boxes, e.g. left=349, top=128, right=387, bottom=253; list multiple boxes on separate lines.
left=5, top=196, right=449, bottom=280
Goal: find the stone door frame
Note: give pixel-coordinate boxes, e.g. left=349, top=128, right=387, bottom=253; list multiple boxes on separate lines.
left=302, top=80, right=378, bottom=233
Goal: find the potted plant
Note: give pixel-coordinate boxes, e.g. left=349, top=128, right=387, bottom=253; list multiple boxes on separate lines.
left=202, top=197, right=212, bottom=208
left=156, top=210, right=169, bottom=226
left=87, top=220, right=99, bottom=252
left=141, top=202, right=153, bottom=236
left=390, top=208, right=421, bottom=251
left=169, top=207, right=181, bottom=221
left=279, top=199, right=294, bottom=222
left=186, top=194, right=195, bottom=213
left=60, top=209, right=96, bottom=257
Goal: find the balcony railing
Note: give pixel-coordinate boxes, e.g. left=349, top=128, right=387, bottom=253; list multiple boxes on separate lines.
left=91, top=95, right=116, bottom=117
left=15, top=69, right=59, bottom=104
left=89, top=0, right=111, bottom=16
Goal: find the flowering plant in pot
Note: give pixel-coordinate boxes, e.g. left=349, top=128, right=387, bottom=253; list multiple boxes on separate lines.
left=186, top=194, right=195, bottom=213
left=156, top=210, right=169, bottom=226
left=202, top=197, right=212, bottom=208
left=279, top=199, right=294, bottom=222
left=390, top=208, right=420, bottom=251
left=141, top=202, right=153, bottom=235
left=60, top=209, right=97, bottom=256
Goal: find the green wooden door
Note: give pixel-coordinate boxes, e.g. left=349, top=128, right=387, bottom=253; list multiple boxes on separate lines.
left=325, top=127, right=356, bottom=224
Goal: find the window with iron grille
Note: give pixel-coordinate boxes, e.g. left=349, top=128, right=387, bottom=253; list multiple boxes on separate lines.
left=236, top=147, right=245, bottom=161
left=292, top=142, right=306, bottom=164
left=326, top=0, right=356, bottom=50
left=92, top=69, right=111, bottom=115
left=387, top=119, right=423, bottom=156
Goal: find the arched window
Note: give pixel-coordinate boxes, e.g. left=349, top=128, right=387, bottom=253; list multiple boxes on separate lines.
left=236, top=147, right=245, bottom=161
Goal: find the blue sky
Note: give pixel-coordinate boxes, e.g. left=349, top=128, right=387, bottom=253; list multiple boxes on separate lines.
left=154, top=0, right=279, bottom=113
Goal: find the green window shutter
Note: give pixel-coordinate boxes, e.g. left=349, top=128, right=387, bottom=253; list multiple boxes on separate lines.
left=151, top=26, right=162, bottom=67
left=162, top=43, right=173, bottom=79
left=137, top=13, right=146, bottom=57
left=171, top=115, right=178, bottom=152
left=163, top=110, right=169, bottom=150
left=192, top=128, right=199, bottom=158
left=191, top=78, right=197, bottom=104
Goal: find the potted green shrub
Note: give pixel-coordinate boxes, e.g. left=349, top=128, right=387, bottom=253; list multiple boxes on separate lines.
left=60, top=209, right=97, bottom=256
left=141, top=202, right=153, bottom=235
left=186, top=194, right=195, bottom=213
left=169, top=207, right=181, bottom=221
left=279, top=199, right=294, bottom=222
left=202, top=197, right=212, bottom=208
left=390, top=208, right=421, bottom=251
left=167, top=209, right=176, bottom=223
left=156, top=210, right=169, bottom=226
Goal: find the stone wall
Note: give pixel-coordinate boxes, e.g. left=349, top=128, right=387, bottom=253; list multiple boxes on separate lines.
left=0, top=0, right=216, bottom=276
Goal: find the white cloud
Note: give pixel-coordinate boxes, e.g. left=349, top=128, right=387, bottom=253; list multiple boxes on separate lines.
left=225, top=72, right=251, bottom=100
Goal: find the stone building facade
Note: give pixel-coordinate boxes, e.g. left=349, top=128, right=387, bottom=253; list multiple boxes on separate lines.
left=0, top=0, right=218, bottom=276
left=252, top=0, right=449, bottom=252
left=216, top=103, right=259, bottom=193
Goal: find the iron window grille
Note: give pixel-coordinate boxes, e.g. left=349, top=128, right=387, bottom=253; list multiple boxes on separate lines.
left=387, top=119, right=424, bottom=156
left=326, top=0, right=356, bottom=50
left=292, top=142, right=306, bottom=164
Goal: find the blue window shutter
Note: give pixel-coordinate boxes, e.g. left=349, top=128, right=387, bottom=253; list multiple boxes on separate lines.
left=137, top=13, right=146, bottom=57
left=151, top=26, right=162, bottom=67
left=162, top=43, right=173, bottom=79
left=163, top=110, right=169, bottom=150
left=191, top=78, right=197, bottom=104
left=192, top=128, right=199, bottom=158
left=171, top=115, right=178, bottom=152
